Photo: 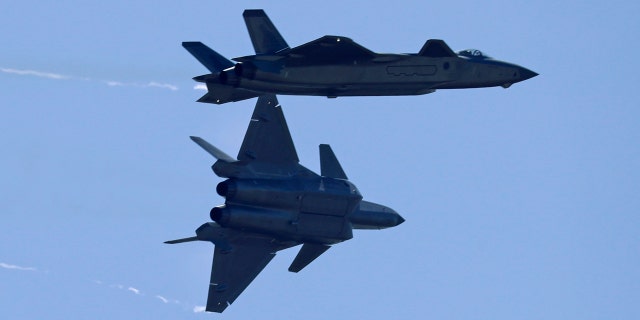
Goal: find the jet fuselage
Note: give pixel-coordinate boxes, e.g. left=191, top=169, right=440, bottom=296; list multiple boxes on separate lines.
left=210, top=176, right=402, bottom=245
left=196, top=52, right=536, bottom=98
left=167, top=92, right=404, bottom=312
left=184, top=9, right=537, bottom=104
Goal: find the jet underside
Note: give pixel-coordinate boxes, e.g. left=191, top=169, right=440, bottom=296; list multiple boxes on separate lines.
left=200, top=53, right=533, bottom=98
left=167, top=95, right=404, bottom=312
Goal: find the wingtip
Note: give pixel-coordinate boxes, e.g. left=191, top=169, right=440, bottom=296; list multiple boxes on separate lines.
left=189, top=136, right=203, bottom=144
left=164, top=236, right=199, bottom=244
left=182, top=41, right=201, bottom=47
left=243, top=9, right=266, bottom=17
left=287, top=266, right=300, bottom=273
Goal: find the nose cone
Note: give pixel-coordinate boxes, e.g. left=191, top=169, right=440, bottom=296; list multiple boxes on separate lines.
left=502, top=65, right=538, bottom=88
left=350, top=200, right=405, bottom=229
left=519, top=67, right=538, bottom=82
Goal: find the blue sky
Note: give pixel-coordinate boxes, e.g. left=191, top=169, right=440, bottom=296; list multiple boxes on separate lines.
left=2, top=1, right=639, bottom=319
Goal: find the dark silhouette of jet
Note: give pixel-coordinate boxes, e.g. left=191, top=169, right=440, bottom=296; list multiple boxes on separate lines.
left=183, top=9, right=537, bottom=104
left=166, top=95, right=404, bottom=312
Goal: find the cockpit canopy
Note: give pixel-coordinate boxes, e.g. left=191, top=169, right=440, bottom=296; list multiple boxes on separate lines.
left=457, top=49, right=491, bottom=59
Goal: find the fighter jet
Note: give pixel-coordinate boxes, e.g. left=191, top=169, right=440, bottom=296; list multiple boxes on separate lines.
left=183, top=9, right=537, bottom=104
left=165, top=94, right=404, bottom=312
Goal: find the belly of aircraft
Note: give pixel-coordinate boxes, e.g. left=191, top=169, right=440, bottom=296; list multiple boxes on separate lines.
left=245, top=63, right=453, bottom=96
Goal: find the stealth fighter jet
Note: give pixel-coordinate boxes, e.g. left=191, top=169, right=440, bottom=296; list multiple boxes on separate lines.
left=183, top=9, right=537, bottom=104
left=166, top=95, right=404, bottom=312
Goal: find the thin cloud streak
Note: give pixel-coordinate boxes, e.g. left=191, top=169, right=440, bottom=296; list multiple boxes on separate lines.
left=1, top=67, right=70, bottom=80
left=147, top=81, right=178, bottom=91
left=105, top=80, right=126, bottom=87
left=106, top=80, right=178, bottom=91
left=193, top=306, right=206, bottom=313
left=0, top=262, right=37, bottom=271
left=2, top=67, right=178, bottom=91
left=194, top=84, right=207, bottom=91
left=94, top=280, right=192, bottom=309
left=128, top=287, right=141, bottom=295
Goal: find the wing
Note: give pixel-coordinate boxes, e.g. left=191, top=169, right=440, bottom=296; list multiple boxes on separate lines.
left=237, top=95, right=298, bottom=164
left=243, top=9, right=289, bottom=54
left=193, top=222, right=297, bottom=313
left=286, top=36, right=376, bottom=63
left=206, top=237, right=277, bottom=312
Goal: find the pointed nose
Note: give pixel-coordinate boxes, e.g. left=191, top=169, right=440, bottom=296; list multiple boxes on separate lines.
left=519, top=67, right=538, bottom=81
left=395, top=214, right=406, bottom=226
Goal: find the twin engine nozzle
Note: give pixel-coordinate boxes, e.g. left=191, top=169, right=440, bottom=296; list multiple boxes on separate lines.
left=218, top=62, right=257, bottom=86
left=210, top=205, right=227, bottom=224
left=215, top=179, right=236, bottom=199
left=210, top=180, right=234, bottom=223
left=210, top=179, right=302, bottom=228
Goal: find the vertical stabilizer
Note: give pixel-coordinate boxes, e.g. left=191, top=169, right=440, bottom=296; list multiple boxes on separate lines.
left=288, top=243, right=331, bottom=273
left=319, top=144, right=348, bottom=179
left=243, top=9, right=290, bottom=54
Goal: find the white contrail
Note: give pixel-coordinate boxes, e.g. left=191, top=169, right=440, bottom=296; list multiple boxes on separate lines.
left=2, top=67, right=178, bottom=91
left=110, top=284, right=125, bottom=290
left=127, top=287, right=141, bottom=295
left=0, top=262, right=37, bottom=271
left=1, top=68, right=70, bottom=80
left=194, top=84, right=207, bottom=91
left=106, top=81, right=178, bottom=91
left=105, top=80, right=126, bottom=87
left=147, top=81, right=178, bottom=91
left=93, top=280, right=195, bottom=310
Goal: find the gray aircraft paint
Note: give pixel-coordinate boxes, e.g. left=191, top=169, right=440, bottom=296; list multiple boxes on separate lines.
left=183, top=10, right=537, bottom=104
left=166, top=95, right=403, bottom=312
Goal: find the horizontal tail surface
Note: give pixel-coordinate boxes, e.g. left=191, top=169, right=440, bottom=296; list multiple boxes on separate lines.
left=164, top=236, right=198, bottom=244
left=183, top=42, right=234, bottom=72
left=190, top=136, right=236, bottom=162
left=196, top=82, right=262, bottom=105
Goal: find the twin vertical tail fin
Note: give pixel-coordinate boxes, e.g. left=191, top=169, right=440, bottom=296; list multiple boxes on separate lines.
left=243, top=9, right=290, bottom=54
left=183, top=10, right=289, bottom=104
left=182, top=41, right=263, bottom=104
left=319, top=144, right=348, bottom=179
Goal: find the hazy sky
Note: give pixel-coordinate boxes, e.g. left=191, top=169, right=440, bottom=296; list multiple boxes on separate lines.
left=2, top=1, right=639, bottom=319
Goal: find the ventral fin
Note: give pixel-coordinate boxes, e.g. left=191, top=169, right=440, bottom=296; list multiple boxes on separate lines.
left=288, top=243, right=331, bottom=273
